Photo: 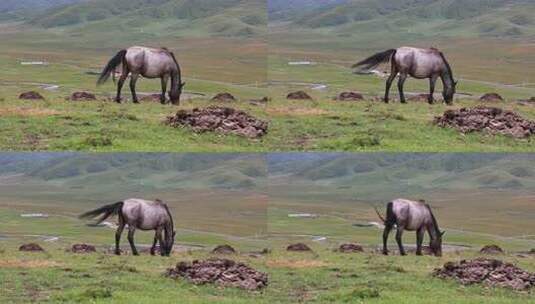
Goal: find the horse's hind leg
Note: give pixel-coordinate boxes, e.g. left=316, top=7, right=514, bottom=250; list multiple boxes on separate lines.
left=416, top=228, right=425, bottom=256
left=115, top=222, right=125, bottom=255
left=398, top=73, right=408, bottom=104
left=384, top=65, right=398, bottom=103
left=129, top=73, right=140, bottom=104
left=116, top=75, right=127, bottom=103
left=382, top=223, right=393, bottom=255
left=127, top=226, right=139, bottom=256
left=395, top=226, right=406, bottom=256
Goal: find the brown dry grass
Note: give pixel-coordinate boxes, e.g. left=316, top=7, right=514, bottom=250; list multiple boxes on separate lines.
left=0, top=259, right=62, bottom=268
left=0, top=107, right=62, bottom=117
left=266, top=259, right=329, bottom=269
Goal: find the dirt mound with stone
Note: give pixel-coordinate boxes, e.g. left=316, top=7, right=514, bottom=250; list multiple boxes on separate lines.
left=212, top=245, right=236, bottom=254
left=287, top=91, right=312, bottom=100
left=69, top=91, right=96, bottom=101
left=140, top=93, right=163, bottom=103
left=286, top=243, right=312, bottom=252
left=408, top=93, right=432, bottom=102
left=434, top=258, right=535, bottom=291
left=212, top=93, right=236, bottom=102
left=165, top=258, right=268, bottom=291
left=434, top=106, right=535, bottom=138
left=480, top=93, right=504, bottom=102
left=337, top=243, right=364, bottom=253
left=480, top=245, right=504, bottom=255
left=334, top=92, right=364, bottom=101
left=166, top=106, right=268, bottom=139
left=19, top=91, right=44, bottom=100
left=70, top=243, right=96, bottom=253
left=19, top=243, right=44, bottom=252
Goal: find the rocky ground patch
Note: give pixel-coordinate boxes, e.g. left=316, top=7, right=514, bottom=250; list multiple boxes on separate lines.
left=334, top=92, right=364, bottom=101
left=70, top=243, right=96, bottom=253
left=211, top=93, right=236, bottom=102
left=434, top=258, right=535, bottom=291
left=166, top=106, right=268, bottom=139
left=212, top=245, right=236, bottom=254
left=69, top=91, right=96, bottom=101
left=336, top=243, right=364, bottom=253
left=480, top=93, right=504, bottom=102
left=434, top=106, right=535, bottom=138
left=165, top=258, right=268, bottom=291
left=480, top=245, right=504, bottom=255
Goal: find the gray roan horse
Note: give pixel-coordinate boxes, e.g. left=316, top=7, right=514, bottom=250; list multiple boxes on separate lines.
left=353, top=47, right=457, bottom=105
left=97, top=46, right=186, bottom=105
left=375, top=199, right=445, bottom=257
left=79, top=198, right=176, bottom=256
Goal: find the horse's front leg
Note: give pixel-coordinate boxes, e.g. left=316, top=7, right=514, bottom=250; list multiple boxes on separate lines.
left=395, top=226, right=406, bottom=256
left=150, top=231, right=159, bottom=256
left=416, top=228, right=425, bottom=256
left=127, top=226, right=139, bottom=256
left=428, top=76, right=437, bottom=105
left=160, top=76, right=169, bottom=105
left=398, top=73, right=408, bottom=104
left=129, top=73, right=140, bottom=104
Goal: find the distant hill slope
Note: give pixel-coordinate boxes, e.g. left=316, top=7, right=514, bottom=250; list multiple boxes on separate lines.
left=269, top=154, right=535, bottom=192
left=271, top=0, right=535, bottom=38
left=0, top=154, right=266, bottom=190
left=26, top=0, right=266, bottom=38
left=0, top=0, right=85, bottom=13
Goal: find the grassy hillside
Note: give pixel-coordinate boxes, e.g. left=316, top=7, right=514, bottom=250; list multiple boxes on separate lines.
left=28, top=0, right=266, bottom=38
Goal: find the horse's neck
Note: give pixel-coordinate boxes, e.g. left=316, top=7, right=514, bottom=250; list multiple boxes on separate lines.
left=427, top=223, right=440, bottom=240
left=440, top=71, right=453, bottom=87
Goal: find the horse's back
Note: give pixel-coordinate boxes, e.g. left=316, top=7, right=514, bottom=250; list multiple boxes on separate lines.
left=392, top=198, right=431, bottom=230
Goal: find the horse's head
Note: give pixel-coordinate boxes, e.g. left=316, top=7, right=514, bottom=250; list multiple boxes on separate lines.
left=443, top=80, right=457, bottom=105
left=430, top=230, right=445, bottom=257
left=170, top=82, right=186, bottom=105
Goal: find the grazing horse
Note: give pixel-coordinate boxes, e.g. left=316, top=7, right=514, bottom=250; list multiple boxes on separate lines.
left=375, top=199, right=445, bottom=257
left=79, top=198, right=176, bottom=256
left=353, top=47, right=457, bottom=105
left=97, top=46, right=186, bottom=105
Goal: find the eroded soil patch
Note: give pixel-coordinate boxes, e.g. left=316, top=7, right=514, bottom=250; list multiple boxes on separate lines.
left=165, top=258, right=268, bottom=291
left=166, top=106, right=268, bottom=139
left=434, top=258, right=535, bottom=291
left=434, top=106, right=535, bottom=138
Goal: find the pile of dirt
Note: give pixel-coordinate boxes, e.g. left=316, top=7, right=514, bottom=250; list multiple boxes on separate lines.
left=480, top=93, right=504, bottom=102
left=334, top=92, right=364, bottom=101
left=166, top=106, right=268, bottom=139
left=71, top=244, right=96, bottom=253
left=19, top=91, right=44, bottom=100
left=337, top=243, right=364, bottom=253
left=286, top=243, right=312, bottom=252
left=19, top=243, right=44, bottom=252
left=434, top=106, right=535, bottom=138
left=480, top=245, right=504, bottom=255
left=212, top=245, right=236, bottom=254
left=287, top=91, right=312, bottom=100
left=69, top=91, right=96, bottom=101
left=211, top=93, right=236, bottom=102
left=433, top=258, right=535, bottom=291
left=165, top=258, right=268, bottom=291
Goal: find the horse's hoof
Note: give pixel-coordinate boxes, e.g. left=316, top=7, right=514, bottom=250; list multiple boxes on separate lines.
left=382, top=251, right=388, bottom=256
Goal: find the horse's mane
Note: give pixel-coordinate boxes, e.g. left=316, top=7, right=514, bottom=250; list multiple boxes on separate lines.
left=437, top=51, right=454, bottom=82
left=162, top=203, right=174, bottom=231
left=425, top=204, right=441, bottom=234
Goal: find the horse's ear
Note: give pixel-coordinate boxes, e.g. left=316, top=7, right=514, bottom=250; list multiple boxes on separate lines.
left=181, top=81, right=186, bottom=87
left=441, top=231, right=446, bottom=236
left=173, top=231, right=176, bottom=237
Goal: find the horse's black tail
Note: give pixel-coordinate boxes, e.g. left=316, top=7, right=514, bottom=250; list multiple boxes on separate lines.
left=79, top=201, right=124, bottom=225
left=374, top=206, right=387, bottom=224
left=352, top=49, right=396, bottom=70
left=97, top=49, right=127, bottom=86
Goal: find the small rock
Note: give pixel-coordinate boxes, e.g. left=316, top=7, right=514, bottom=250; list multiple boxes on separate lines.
left=334, top=92, right=364, bottom=101
left=337, top=243, right=364, bottom=253
left=71, top=243, right=96, bottom=253
left=212, top=245, right=236, bottom=254
left=69, top=91, right=96, bottom=101
left=211, top=93, right=236, bottom=102
left=287, top=91, right=312, bottom=100
left=480, top=245, right=504, bottom=254
left=19, top=243, right=44, bottom=252
left=19, top=91, right=44, bottom=100
left=286, top=243, right=312, bottom=252
left=480, top=93, right=504, bottom=102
